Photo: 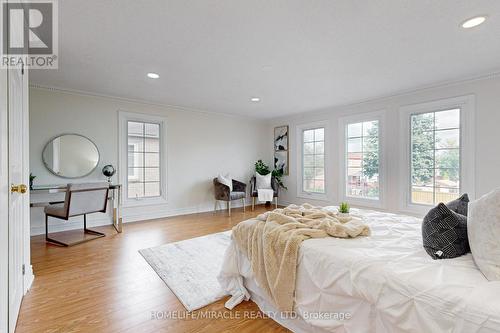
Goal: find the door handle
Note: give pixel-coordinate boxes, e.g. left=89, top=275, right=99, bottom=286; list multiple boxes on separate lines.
left=11, top=184, right=27, bottom=194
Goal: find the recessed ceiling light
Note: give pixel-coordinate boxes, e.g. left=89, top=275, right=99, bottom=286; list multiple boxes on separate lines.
left=250, top=97, right=261, bottom=102
left=461, top=16, right=487, bottom=29
left=147, top=72, right=160, bottom=79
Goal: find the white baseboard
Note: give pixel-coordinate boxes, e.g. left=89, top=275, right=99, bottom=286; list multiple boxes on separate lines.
left=123, top=200, right=256, bottom=223
left=23, top=265, right=34, bottom=294
left=30, top=198, right=257, bottom=236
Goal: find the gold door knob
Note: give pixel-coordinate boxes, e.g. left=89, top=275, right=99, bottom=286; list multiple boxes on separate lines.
left=11, top=184, right=27, bottom=194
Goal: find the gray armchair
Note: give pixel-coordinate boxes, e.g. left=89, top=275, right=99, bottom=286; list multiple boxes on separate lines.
left=213, top=178, right=247, bottom=216
left=250, top=176, right=279, bottom=210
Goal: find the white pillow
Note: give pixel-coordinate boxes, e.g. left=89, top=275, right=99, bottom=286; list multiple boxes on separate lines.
left=256, top=173, right=272, bottom=190
left=468, top=189, right=500, bottom=280
left=217, top=174, right=232, bottom=191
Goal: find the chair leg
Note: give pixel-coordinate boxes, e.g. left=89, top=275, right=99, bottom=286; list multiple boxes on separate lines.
left=83, top=214, right=106, bottom=237
left=45, top=214, right=49, bottom=241
left=214, top=200, right=218, bottom=212
left=275, top=197, right=278, bottom=209
left=242, top=198, right=245, bottom=212
left=45, top=215, right=70, bottom=247
left=252, top=197, right=255, bottom=211
left=228, top=201, right=231, bottom=217
left=45, top=214, right=106, bottom=247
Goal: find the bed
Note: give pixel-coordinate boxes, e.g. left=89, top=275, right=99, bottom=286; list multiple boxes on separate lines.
left=218, top=207, right=500, bottom=333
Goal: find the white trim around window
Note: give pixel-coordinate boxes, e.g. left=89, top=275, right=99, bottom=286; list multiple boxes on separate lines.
left=118, top=111, right=168, bottom=207
left=399, top=95, right=475, bottom=215
left=296, top=120, right=330, bottom=201
left=338, top=110, right=386, bottom=209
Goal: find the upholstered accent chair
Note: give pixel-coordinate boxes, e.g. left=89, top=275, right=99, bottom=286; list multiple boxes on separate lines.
left=213, top=178, right=247, bottom=216
left=45, top=182, right=110, bottom=246
left=250, top=176, right=279, bottom=210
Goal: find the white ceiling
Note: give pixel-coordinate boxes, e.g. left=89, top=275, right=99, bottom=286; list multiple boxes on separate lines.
left=30, top=0, right=500, bottom=119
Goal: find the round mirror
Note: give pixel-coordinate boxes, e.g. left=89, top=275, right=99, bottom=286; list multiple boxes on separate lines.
left=42, top=134, right=100, bottom=178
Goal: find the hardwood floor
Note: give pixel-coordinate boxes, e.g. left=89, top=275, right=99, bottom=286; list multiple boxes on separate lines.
left=16, top=205, right=290, bottom=333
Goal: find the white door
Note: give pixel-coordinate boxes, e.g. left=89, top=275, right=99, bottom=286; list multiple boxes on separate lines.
left=7, top=65, right=28, bottom=333
left=0, top=69, right=10, bottom=333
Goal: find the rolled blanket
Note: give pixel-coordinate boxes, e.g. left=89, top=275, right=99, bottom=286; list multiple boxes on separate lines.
left=232, top=203, right=370, bottom=312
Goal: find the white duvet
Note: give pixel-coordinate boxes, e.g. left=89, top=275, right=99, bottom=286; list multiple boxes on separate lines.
left=218, top=208, right=500, bottom=333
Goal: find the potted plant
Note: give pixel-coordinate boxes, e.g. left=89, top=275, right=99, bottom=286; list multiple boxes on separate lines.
left=29, top=173, right=36, bottom=190
left=338, top=202, right=350, bottom=218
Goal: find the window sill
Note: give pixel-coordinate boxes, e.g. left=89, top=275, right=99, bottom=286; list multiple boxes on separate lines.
left=297, top=192, right=328, bottom=202
left=399, top=203, right=432, bottom=217
left=343, top=196, right=383, bottom=209
left=122, top=197, right=167, bottom=208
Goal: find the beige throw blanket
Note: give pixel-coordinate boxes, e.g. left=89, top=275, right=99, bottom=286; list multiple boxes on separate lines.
left=232, top=203, right=370, bottom=312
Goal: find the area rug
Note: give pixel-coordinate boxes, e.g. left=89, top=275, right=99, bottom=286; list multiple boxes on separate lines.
left=139, top=231, right=231, bottom=311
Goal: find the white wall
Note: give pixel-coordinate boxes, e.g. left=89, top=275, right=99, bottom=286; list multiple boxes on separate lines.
left=269, top=74, right=500, bottom=214
left=29, top=87, right=270, bottom=235
left=30, top=74, right=500, bottom=234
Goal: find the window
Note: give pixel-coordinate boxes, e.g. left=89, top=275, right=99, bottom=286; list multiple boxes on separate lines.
left=346, top=120, right=379, bottom=200
left=339, top=111, right=385, bottom=208
left=302, top=127, right=325, bottom=194
left=127, top=121, right=161, bottom=198
left=410, top=109, right=460, bottom=205
left=119, top=111, right=167, bottom=205
left=400, top=95, right=475, bottom=214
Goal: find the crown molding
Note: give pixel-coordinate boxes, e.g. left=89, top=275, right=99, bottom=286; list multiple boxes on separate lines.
left=31, top=69, right=500, bottom=122
left=28, top=84, right=262, bottom=121
left=270, top=69, right=500, bottom=121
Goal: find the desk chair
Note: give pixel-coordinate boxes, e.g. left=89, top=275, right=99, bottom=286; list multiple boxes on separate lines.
left=45, top=182, right=109, bottom=246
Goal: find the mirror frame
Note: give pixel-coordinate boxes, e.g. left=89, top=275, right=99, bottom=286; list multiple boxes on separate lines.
left=42, top=133, right=101, bottom=179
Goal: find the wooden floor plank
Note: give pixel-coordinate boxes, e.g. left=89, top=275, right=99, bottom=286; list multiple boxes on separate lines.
left=16, top=206, right=290, bottom=333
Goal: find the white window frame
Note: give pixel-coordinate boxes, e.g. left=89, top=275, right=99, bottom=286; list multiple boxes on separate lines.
left=338, top=111, right=386, bottom=208
left=118, top=111, right=168, bottom=207
left=296, top=120, right=329, bottom=201
left=399, top=95, right=475, bottom=215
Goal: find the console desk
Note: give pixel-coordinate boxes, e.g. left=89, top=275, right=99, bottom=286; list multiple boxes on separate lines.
left=30, top=184, right=123, bottom=233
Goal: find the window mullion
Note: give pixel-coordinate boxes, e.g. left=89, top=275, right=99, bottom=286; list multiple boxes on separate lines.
left=432, top=113, right=436, bottom=205
left=303, top=130, right=306, bottom=193
left=361, top=122, right=365, bottom=196
left=142, top=123, right=146, bottom=198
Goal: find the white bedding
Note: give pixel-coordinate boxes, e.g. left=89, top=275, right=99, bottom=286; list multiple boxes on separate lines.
left=218, top=207, right=500, bottom=333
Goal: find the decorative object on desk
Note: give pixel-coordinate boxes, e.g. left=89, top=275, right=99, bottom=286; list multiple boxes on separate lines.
left=42, top=133, right=100, bottom=178
left=274, top=125, right=289, bottom=175
left=102, top=164, right=116, bottom=183
left=29, top=173, right=36, bottom=190
left=274, top=125, right=288, bottom=151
